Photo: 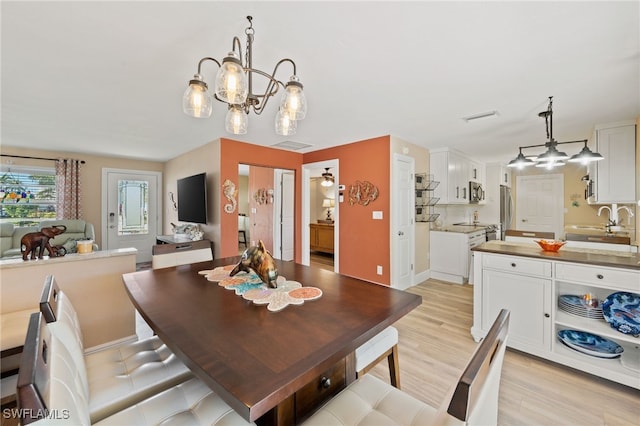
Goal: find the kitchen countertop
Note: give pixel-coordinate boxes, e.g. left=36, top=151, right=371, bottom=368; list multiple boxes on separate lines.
left=432, top=224, right=490, bottom=234
left=472, top=240, right=640, bottom=270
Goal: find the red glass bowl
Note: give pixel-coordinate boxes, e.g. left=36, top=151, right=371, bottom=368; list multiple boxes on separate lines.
left=535, top=239, right=566, bottom=252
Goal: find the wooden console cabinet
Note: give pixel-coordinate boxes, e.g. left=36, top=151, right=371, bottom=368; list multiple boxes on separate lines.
left=309, top=223, right=334, bottom=254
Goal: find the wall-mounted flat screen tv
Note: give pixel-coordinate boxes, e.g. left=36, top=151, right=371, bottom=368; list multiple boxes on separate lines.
left=177, top=172, right=208, bottom=224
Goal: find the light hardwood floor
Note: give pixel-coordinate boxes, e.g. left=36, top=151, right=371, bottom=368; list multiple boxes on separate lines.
left=366, top=279, right=640, bottom=425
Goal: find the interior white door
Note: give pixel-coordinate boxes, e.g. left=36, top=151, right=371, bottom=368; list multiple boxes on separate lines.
left=515, top=174, right=564, bottom=239
left=391, top=154, right=415, bottom=289
left=103, top=169, right=161, bottom=263
left=274, top=170, right=295, bottom=261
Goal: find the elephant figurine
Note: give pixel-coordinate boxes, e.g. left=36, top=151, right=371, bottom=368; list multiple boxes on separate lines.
left=230, top=240, right=279, bottom=288
left=21, top=225, right=67, bottom=260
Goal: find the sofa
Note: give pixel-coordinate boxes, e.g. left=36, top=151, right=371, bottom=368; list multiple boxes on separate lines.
left=0, top=219, right=98, bottom=259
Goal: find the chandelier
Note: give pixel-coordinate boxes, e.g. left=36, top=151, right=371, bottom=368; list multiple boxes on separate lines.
left=507, top=97, right=603, bottom=169
left=182, top=16, right=307, bottom=136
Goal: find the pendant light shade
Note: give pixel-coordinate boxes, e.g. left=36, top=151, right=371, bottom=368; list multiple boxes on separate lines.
left=225, top=105, right=248, bottom=135
left=507, top=149, right=534, bottom=168
left=275, top=108, right=297, bottom=136
left=535, top=145, right=569, bottom=162
left=183, top=75, right=213, bottom=118
left=214, top=52, right=248, bottom=105
left=568, top=141, right=604, bottom=164
left=280, top=76, right=307, bottom=120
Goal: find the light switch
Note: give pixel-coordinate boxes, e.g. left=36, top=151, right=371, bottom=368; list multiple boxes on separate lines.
left=372, top=211, right=383, bottom=220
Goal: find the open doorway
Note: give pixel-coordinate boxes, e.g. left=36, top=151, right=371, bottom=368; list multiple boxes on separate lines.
left=302, top=160, right=339, bottom=272
left=237, top=164, right=294, bottom=260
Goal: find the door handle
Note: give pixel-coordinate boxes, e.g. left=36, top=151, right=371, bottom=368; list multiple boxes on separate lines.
left=398, top=231, right=404, bottom=236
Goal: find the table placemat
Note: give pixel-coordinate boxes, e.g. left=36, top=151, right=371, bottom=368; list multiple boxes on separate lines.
left=199, top=266, right=322, bottom=312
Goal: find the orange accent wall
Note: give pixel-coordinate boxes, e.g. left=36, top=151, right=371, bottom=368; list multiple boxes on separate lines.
left=219, top=139, right=303, bottom=261
left=304, top=136, right=391, bottom=285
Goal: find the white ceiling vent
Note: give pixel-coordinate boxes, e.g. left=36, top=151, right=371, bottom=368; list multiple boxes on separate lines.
left=462, top=110, right=499, bottom=123
left=271, top=141, right=314, bottom=151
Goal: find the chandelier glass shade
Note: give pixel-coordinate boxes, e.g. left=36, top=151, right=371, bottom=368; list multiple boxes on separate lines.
left=275, top=108, right=297, bottom=136
left=182, top=16, right=307, bottom=135
left=225, top=105, right=248, bottom=135
left=508, top=97, right=603, bottom=169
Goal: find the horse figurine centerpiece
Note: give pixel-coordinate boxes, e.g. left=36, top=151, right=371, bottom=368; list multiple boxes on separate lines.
left=230, top=240, right=279, bottom=288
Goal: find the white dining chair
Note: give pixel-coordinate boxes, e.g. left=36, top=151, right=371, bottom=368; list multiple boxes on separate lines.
left=354, top=326, right=400, bottom=388
left=303, top=309, right=510, bottom=426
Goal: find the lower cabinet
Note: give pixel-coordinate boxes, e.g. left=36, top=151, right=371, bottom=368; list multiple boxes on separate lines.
left=482, top=269, right=551, bottom=352
left=472, top=251, right=640, bottom=389
left=309, top=223, right=334, bottom=254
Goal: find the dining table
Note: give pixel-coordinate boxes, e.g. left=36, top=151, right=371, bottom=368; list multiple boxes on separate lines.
left=122, top=256, right=422, bottom=425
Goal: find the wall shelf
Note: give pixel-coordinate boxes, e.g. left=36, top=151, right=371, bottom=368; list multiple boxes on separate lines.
left=415, top=174, right=440, bottom=223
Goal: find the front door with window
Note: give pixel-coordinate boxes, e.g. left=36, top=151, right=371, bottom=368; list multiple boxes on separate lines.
left=102, top=169, right=161, bottom=263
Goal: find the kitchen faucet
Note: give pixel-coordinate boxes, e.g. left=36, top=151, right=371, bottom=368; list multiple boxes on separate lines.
left=616, top=205, right=635, bottom=225
left=597, top=204, right=620, bottom=232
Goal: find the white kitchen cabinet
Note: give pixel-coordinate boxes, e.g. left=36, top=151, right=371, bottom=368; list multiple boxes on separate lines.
left=587, top=122, right=636, bottom=204
left=469, top=160, right=484, bottom=184
left=430, top=148, right=477, bottom=204
left=488, top=163, right=511, bottom=188
left=480, top=255, right=552, bottom=352
left=472, top=249, right=640, bottom=389
left=430, top=231, right=469, bottom=283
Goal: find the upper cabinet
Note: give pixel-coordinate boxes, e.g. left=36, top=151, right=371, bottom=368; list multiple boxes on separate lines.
left=430, top=148, right=485, bottom=204
left=587, top=121, right=636, bottom=205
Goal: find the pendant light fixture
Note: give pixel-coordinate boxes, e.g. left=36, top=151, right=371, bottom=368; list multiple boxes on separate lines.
left=182, top=16, right=307, bottom=135
left=508, top=97, right=603, bottom=169
left=321, top=168, right=334, bottom=187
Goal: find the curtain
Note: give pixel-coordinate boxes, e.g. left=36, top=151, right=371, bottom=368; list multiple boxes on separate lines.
left=55, top=159, right=82, bottom=219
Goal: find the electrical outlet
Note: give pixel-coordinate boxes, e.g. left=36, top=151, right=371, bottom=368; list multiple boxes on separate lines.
left=376, top=265, right=383, bottom=275
left=372, top=211, right=383, bottom=220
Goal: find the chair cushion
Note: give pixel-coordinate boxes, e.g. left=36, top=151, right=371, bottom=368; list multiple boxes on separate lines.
left=94, top=377, right=253, bottom=426
left=47, top=289, right=192, bottom=422
left=85, top=336, right=193, bottom=422
left=302, top=374, right=450, bottom=426
left=355, top=326, right=398, bottom=371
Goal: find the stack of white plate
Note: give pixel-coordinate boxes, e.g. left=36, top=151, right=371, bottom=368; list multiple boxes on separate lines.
left=558, top=295, right=604, bottom=319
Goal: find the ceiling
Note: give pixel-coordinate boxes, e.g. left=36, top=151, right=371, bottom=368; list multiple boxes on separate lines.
left=2, top=1, right=639, bottom=164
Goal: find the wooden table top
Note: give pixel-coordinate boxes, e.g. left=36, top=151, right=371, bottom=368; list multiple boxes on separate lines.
left=122, top=257, right=421, bottom=423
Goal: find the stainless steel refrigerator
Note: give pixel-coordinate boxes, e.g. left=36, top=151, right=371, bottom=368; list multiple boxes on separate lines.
left=499, top=185, right=513, bottom=240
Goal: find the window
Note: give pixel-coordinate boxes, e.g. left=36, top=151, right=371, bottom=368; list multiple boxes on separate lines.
left=0, top=166, right=56, bottom=226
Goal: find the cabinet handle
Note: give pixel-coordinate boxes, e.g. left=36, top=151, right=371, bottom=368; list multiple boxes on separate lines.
left=544, top=313, right=550, bottom=318
left=320, top=376, right=331, bottom=389
left=510, top=263, right=516, bottom=267
left=504, top=173, right=507, bottom=183
left=596, top=274, right=604, bottom=280
left=463, top=188, right=467, bottom=199
left=456, top=187, right=459, bottom=199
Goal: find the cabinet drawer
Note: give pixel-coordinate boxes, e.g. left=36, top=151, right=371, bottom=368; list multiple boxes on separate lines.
left=555, top=263, right=640, bottom=291
left=295, top=358, right=346, bottom=422
left=482, top=254, right=552, bottom=277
